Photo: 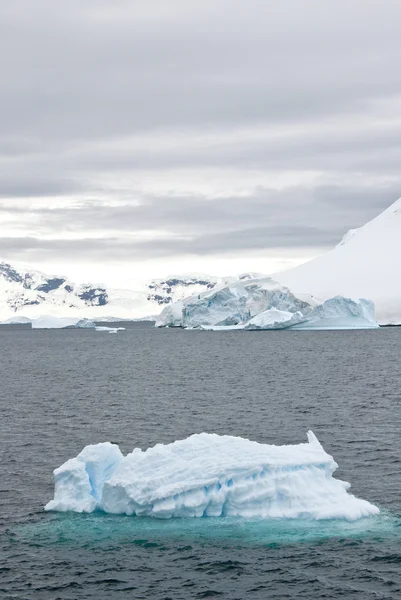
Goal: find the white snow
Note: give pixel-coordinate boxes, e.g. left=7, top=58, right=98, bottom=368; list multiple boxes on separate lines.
left=275, top=198, right=401, bottom=325
left=0, top=264, right=155, bottom=321
left=45, top=432, right=379, bottom=521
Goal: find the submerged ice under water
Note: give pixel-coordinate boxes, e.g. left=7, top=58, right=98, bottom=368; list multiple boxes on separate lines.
left=45, top=431, right=379, bottom=520
left=1, top=325, right=401, bottom=599
left=15, top=510, right=400, bottom=549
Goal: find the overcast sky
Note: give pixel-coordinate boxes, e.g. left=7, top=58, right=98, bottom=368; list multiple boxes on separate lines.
left=1, top=0, right=401, bottom=287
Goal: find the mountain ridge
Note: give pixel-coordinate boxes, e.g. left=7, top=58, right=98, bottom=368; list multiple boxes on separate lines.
left=0, top=262, right=232, bottom=321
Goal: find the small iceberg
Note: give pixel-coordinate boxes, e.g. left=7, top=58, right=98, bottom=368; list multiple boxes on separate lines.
left=45, top=432, right=378, bottom=521
left=95, top=326, right=126, bottom=333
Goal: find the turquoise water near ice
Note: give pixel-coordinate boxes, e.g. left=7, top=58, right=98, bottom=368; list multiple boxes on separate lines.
left=13, top=511, right=401, bottom=548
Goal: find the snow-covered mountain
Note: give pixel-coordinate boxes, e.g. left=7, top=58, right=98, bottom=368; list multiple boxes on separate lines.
left=0, top=262, right=156, bottom=320
left=146, top=275, right=219, bottom=306
left=0, top=263, right=245, bottom=322
left=274, top=197, right=401, bottom=324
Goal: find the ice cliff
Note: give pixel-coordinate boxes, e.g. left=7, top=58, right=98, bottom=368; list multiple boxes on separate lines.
left=155, top=277, right=379, bottom=330
left=45, top=432, right=378, bottom=521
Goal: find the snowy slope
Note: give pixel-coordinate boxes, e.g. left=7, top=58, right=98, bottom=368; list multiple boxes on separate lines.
left=275, top=198, right=401, bottom=325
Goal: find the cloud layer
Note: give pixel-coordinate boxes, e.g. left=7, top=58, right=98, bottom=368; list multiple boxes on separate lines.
left=1, top=0, right=401, bottom=283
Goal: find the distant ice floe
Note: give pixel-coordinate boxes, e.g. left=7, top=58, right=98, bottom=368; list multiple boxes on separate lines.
left=155, top=277, right=379, bottom=331
left=45, top=432, right=379, bottom=521
left=31, top=316, right=82, bottom=329
left=95, top=326, right=126, bottom=333
left=0, top=316, right=128, bottom=330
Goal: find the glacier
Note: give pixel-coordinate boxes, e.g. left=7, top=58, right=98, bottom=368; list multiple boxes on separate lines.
left=155, top=277, right=379, bottom=331
left=45, top=432, right=378, bottom=521
left=155, top=277, right=310, bottom=328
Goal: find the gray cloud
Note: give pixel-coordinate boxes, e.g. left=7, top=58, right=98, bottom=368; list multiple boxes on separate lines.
left=0, top=225, right=340, bottom=262
left=0, top=183, right=397, bottom=263
left=1, top=0, right=401, bottom=270
left=2, top=0, right=401, bottom=140
left=0, top=177, right=80, bottom=198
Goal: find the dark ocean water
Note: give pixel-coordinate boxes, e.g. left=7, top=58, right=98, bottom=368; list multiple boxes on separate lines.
left=1, top=325, right=401, bottom=599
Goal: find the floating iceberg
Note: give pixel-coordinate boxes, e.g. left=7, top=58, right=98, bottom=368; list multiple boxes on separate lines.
left=45, top=432, right=378, bottom=521
left=95, top=326, right=126, bottom=333
left=155, top=277, right=379, bottom=331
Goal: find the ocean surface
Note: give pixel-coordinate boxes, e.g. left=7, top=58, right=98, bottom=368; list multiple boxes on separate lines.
left=1, top=324, right=401, bottom=599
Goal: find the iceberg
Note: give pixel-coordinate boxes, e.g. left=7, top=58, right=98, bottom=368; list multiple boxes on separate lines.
left=156, top=277, right=311, bottom=329
left=155, top=277, right=379, bottom=331
left=31, top=316, right=81, bottom=329
left=95, top=326, right=126, bottom=333
left=45, top=432, right=378, bottom=521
